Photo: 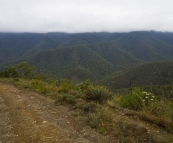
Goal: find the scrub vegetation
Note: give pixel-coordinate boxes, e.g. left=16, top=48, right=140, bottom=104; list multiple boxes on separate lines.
left=1, top=62, right=173, bottom=142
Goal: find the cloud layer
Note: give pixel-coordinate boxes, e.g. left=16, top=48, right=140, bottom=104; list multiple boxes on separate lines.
left=0, top=0, right=173, bottom=33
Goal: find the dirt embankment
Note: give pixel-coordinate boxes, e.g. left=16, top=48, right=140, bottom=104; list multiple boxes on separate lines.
left=0, top=83, right=115, bottom=143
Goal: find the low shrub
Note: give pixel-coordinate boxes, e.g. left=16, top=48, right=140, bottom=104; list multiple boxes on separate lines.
left=38, top=85, right=50, bottom=94
left=77, top=101, right=97, bottom=113
left=120, top=88, right=156, bottom=110
left=146, top=99, right=173, bottom=118
left=120, top=88, right=173, bottom=121
left=55, top=93, right=76, bottom=105
left=58, top=79, right=76, bottom=93
left=77, top=80, right=93, bottom=92
left=85, top=86, right=113, bottom=102
left=89, top=106, right=113, bottom=133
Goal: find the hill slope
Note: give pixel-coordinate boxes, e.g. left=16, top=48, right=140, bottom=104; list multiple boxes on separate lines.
left=100, top=61, right=173, bottom=90
left=1, top=31, right=173, bottom=83
left=25, top=45, right=114, bottom=80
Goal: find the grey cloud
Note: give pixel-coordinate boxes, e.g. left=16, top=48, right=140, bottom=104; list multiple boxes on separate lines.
left=0, top=0, right=173, bottom=33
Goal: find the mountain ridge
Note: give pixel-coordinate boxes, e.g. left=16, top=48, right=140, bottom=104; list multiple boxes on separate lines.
left=1, top=31, right=173, bottom=88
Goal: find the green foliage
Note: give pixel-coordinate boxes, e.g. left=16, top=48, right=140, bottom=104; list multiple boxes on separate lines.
left=0, top=62, right=35, bottom=78
left=120, top=88, right=156, bottom=110
left=101, top=61, right=173, bottom=91
left=146, top=99, right=173, bottom=118
left=58, top=79, right=76, bottom=92
left=55, top=93, right=76, bottom=105
left=89, top=112, right=99, bottom=128
left=1, top=66, right=18, bottom=78
left=75, top=99, right=87, bottom=110
left=1, top=67, right=173, bottom=139
left=1, top=32, right=173, bottom=85
left=77, top=80, right=93, bottom=92
left=38, top=85, right=50, bottom=94
left=29, top=79, right=50, bottom=94
left=120, top=88, right=173, bottom=120
left=85, top=86, right=113, bottom=102
left=16, top=62, right=35, bottom=78
left=89, top=106, right=112, bottom=133
left=143, top=84, right=173, bottom=98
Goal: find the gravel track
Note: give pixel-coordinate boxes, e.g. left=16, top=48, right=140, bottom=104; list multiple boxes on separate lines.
left=0, top=83, right=115, bottom=143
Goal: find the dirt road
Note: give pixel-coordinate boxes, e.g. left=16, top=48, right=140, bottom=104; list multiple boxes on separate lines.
left=0, top=83, right=115, bottom=143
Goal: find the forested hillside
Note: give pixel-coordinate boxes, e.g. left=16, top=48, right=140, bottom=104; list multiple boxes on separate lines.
left=100, top=61, right=173, bottom=90
left=1, top=31, right=173, bottom=88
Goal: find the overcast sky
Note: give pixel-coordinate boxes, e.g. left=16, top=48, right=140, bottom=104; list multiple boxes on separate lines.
left=0, top=0, right=173, bottom=33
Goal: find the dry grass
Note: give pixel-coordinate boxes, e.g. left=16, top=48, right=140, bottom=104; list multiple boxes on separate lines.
left=124, top=109, right=173, bottom=132
left=116, top=120, right=154, bottom=143
left=1, top=78, right=173, bottom=142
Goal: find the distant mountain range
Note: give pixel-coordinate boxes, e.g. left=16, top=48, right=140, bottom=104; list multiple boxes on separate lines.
left=1, top=31, right=173, bottom=89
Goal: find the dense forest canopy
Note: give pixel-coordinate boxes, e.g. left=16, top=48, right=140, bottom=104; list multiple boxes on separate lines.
left=1, top=31, right=173, bottom=90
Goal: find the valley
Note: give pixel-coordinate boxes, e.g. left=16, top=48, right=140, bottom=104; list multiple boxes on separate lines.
left=1, top=31, right=173, bottom=90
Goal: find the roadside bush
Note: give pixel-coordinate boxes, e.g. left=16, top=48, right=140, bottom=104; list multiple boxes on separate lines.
left=89, top=106, right=113, bottom=133
left=30, top=79, right=52, bottom=94
left=85, top=86, right=113, bottom=102
left=120, top=88, right=156, bottom=110
left=55, top=93, right=76, bottom=105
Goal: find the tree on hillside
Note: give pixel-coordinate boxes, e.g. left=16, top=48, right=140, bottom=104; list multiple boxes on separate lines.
left=0, top=62, right=35, bottom=78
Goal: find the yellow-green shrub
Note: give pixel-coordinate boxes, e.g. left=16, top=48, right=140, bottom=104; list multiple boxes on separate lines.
left=77, top=80, right=93, bottom=92
left=58, top=79, right=76, bottom=92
